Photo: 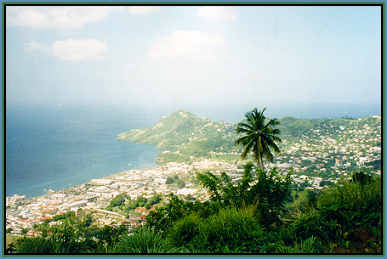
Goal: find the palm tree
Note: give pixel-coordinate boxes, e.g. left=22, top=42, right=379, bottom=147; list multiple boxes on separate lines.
left=235, top=108, right=281, bottom=171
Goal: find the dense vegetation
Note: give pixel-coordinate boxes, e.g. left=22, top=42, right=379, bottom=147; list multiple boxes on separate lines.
left=7, top=166, right=381, bottom=254
left=106, top=193, right=163, bottom=215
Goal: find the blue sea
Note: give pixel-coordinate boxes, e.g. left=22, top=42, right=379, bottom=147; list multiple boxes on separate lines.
left=5, top=103, right=380, bottom=198
left=5, top=105, right=162, bottom=197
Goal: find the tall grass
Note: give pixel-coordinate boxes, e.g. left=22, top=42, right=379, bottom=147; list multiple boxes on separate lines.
left=317, top=177, right=381, bottom=231
left=168, top=205, right=264, bottom=253
left=111, top=227, right=170, bottom=253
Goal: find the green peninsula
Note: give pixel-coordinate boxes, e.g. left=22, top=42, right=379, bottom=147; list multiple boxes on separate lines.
left=118, top=110, right=381, bottom=180
left=118, top=110, right=238, bottom=163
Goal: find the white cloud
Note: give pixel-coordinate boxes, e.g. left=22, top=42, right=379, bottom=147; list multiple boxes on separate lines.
left=25, top=39, right=107, bottom=61
left=52, top=39, right=107, bottom=61
left=197, top=6, right=236, bottom=21
left=127, top=6, right=160, bottom=15
left=7, top=6, right=121, bottom=29
left=148, top=30, right=226, bottom=61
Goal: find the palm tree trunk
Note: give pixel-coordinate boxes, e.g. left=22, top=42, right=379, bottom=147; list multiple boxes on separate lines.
left=258, top=153, right=265, bottom=172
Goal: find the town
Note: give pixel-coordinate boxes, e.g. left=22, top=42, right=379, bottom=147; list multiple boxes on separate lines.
left=6, top=115, right=381, bottom=236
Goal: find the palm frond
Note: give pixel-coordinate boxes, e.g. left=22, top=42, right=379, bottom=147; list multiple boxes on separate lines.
left=265, top=137, right=281, bottom=154
left=241, top=139, right=255, bottom=160
left=261, top=141, right=274, bottom=162
left=235, top=107, right=281, bottom=168
left=264, top=118, right=280, bottom=129
left=235, top=134, right=254, bottom=146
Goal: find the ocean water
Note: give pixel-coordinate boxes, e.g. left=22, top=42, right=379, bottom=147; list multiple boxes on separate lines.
left=5, top=102, right=380, bottom=198
left=5, top=106, right=161, bottom=197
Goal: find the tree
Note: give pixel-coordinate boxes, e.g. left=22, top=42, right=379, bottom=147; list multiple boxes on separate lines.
left=235, top=108, right=281, bottom=171
left=21, top=228, right=29, bottom=235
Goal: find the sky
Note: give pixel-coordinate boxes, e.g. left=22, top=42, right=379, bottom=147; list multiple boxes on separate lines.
left=5, top=5, right=381, bottom=118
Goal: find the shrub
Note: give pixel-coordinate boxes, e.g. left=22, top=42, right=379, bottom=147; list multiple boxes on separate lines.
left=290, top=176, right=382, bottom=249
left=197, top=164, right=292, bottom=228
left=291, top=209, right=331, bottom=242
left=168, top=214, right=200, bottom=247
left=317, top=177, right=381, bottom=233
left=275, top=236, right=323, bottom=253
left=112, top=227, right=169, bottom=253
left=13, top=237, right=55, bottom=253
left=107, top=193, right=130, bottom=210
left=193, top=206, right=264, bottom=252
left=145, top=195, right=214, bottom=232
left=12, top=212, right=128, bottom=254
left=351, top=170, right=372, bottom=185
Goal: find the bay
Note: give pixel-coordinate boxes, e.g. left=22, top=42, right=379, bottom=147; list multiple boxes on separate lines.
left=5, top=105, right=161, bottom=197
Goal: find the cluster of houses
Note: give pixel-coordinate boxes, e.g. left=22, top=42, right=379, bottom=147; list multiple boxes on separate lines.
left=6, top=160, right=238, bottom=235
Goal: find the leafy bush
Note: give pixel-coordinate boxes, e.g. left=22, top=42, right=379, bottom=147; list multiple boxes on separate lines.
left=197, top=163, right=292, bottom=227
left=275, top=236, right=323, bottom=253
left=290, top=176, right=381, bottom=250
left=112, top=227, right=170, bottom=253
left=317, top=177, right=381, bottom=233
left=145, top=194, right=214, bottom=232
left=351, top=170, right=372, bottom=186
left=106, top=193, right=130, bottom=210
left=13, top=237, right=55, bottom=253
left=168, top=214, right=200, bottom=247
left=166, top=175, right=185, bottom=188
left=291, top=209, right=331, bottom=242
left=166, top=206, right=264, bottom=253
left=11, top=211, right=128, bottom=254
left=194, top=206, right=264, bottom=252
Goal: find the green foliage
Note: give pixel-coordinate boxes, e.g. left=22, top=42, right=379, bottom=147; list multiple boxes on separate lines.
left=106, top=193, right=130, bottom=210
left=167, top=206, right=264, bottom=253
left=112, top=227, right=170, bottom=253
left=316, top=177, right=381, bottom=236
left=286, top=190, right=318, bottom=214
left=52, top=211, right=76, bottom=221
left=166, top=175, right=176, bottom=184
left=106, top=193, right=163, bottom=215
left=275, top=236, right=323, bottom=253
left=21, top=228, right=29, bottom=235
left=10, top=172, right=382, bottom=254
left=146, top=194, right=198, bottom=232
left=194, top=206, right=264, bottom=252
left=290, top=176, right=382, bottom=251
left=197, top=163, right=292, bottom=227
left=165, top=175, right=185, bottom=188
left=13, top=237, right=55, bottom=253
left=168, top=213, right=201, bottom=247
left=119, top=109, right=381, bottom=178
left=250, top=168, right=292, bottom=227
left=291, top=209, right=331, bottom=242
left=351, top=170, right=372, bottom=185
left=11, top=211, right=128, bottom=254
left=235, top=107, right=282, bottom=170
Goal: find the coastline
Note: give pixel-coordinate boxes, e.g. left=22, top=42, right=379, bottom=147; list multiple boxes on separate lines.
left=5, top=158, right=240, bottom=235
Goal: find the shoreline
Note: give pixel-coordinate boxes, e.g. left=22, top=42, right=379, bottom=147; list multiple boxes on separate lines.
left=5, top=159, right=241, bottom=235
left=6, top=161, right=161, bottom=199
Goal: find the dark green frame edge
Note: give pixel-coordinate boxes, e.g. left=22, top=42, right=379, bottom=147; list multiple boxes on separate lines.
left=0, top=1, right=384, bottom=257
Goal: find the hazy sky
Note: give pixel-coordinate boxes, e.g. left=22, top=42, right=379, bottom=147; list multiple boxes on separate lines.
left=6, top=5, right=381, bottom=115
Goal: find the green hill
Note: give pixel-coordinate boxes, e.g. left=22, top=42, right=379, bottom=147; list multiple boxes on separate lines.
left=118, top=110, right=237, bottom=163
left=118, top=111, right=381, bottom=167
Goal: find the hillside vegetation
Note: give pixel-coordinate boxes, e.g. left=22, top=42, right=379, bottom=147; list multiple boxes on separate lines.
left=118, top=111, right=381, bottom=179
left=8, top=167, right=381, bottom=254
